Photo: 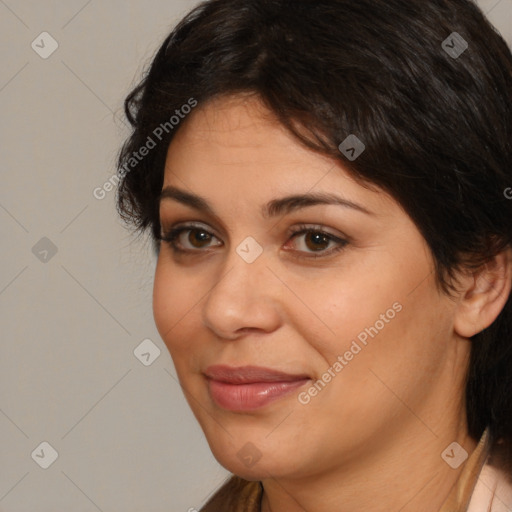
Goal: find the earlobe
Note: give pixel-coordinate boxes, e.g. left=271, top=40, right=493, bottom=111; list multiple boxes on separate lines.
left=453, top=248, right=512, bottom=338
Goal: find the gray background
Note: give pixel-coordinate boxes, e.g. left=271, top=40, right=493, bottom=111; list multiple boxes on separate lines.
left=0, top=1, right=511, bottom=511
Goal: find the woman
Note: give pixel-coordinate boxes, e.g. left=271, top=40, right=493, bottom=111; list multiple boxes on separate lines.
left=116, top=0, right=512, bottom=510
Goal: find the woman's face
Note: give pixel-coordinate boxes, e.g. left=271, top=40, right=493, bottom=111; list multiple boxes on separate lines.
left=153, top=94, right=470, bottom=480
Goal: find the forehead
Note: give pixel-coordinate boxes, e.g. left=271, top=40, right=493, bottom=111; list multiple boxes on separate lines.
left=161, top=94, right=393, bottom=215
left=166, top=94, right=315, bottom=167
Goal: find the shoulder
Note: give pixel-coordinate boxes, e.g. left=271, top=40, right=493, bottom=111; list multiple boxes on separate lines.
left=467, top=436, right=512, bottom=512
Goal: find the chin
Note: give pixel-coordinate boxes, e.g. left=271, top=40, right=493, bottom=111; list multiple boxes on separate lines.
left=206, top=434, right=303, bottom=481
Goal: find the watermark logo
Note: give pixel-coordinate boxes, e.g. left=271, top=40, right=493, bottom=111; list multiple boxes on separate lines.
left=32, top=237, right=58, bottom=263
left=134, top=338, right=161, bottom=366
left=504, top=187, right=512, bottom=200
left=339, top=134, right=365, bottom=161
left=237, top=442, right=262, bottom=468
left=441, top=441, right=468, bottom=469
left=31, top=441, right=58, bottom=469
left=31, top=32, right=59, bottom=59
left=442, top=32, right=468, bottom=59
left=236, top=236, right=263, bottom=263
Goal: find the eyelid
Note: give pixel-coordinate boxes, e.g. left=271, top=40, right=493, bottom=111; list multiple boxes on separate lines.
left=160, top=220, right=347, bottom=241
left=159, top=221, right=222, bottom=246
left=285, top=223, right=349, bottom=242
left=162, top=220, right=217, bottom=234
left=159, top=221, right=349, bottom=258
left=284, top=224, right=349, bottom=258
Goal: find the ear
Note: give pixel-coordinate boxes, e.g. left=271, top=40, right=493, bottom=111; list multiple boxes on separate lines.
left=453, top=247, right=512, bottom=338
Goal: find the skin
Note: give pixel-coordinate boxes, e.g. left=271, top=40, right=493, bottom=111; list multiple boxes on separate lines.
left=152, top=93, right=512, bottom=512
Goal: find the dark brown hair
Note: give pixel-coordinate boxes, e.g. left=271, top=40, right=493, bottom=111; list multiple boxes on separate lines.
left=116, top=0, right=512, bottom=469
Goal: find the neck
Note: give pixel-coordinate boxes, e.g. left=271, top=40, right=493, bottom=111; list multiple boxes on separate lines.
left=259, top=414, right=477, bottom=512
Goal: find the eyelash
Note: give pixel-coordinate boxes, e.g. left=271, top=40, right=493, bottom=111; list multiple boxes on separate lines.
left=158, top=223, right=349, bottom=259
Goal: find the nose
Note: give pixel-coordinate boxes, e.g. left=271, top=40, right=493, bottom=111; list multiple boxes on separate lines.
left=201, top=246, right=282, bottom=340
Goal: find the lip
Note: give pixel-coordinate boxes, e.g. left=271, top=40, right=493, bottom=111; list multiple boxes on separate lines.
left=204, top=365, right=311, bottom=411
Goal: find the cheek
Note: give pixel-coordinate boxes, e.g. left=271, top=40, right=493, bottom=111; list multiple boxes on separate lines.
left=152, top=256, right=201, bottom=354
left=289, top=245, right=448, bottom=377
left=282, top=263, right=404, bottom=363
left=289, top=277, right=452, bottom=455
left=153, top=261, right=176, bottom=341
left=306, top=271, right=451, bottom=408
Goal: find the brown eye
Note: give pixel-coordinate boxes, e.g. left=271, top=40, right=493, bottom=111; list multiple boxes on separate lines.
left=286, top=225, right=349, bottom=259
left=159, top=224, right=221, bottom=253
left=186, top=229, right=213, bottom=248
left=160, top=223, right=348, bottom=259
left=304, top=232, right=331, bottom=251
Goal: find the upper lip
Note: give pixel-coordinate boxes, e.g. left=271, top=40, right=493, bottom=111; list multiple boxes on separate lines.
left=204, top=365, right=311, bottom=384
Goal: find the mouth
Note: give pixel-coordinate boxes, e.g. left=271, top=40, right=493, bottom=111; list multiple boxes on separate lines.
left=204, top=365, right=312, bottom=411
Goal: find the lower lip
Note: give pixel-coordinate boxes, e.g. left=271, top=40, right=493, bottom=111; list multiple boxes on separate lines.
left=207, top=378, right=310, bottom=411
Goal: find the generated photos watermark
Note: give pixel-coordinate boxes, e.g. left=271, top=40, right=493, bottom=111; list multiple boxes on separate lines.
left=93, top=97, right=198, bottom=200
left=298, top=301, right=403, bottom=405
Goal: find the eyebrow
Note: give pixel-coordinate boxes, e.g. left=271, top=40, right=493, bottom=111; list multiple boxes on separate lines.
left=158, top=185, right=374, bottom=218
